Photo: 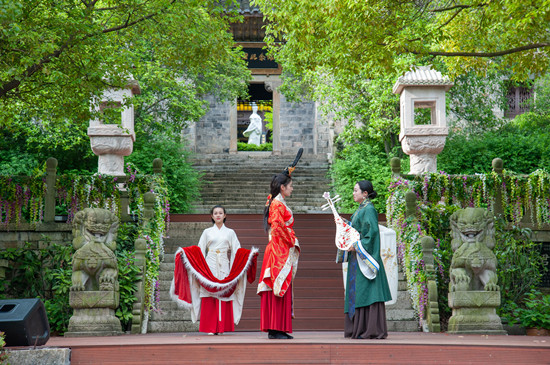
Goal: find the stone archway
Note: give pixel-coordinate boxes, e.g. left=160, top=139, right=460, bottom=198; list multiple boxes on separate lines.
left=229, top=76, right=282, bottom=155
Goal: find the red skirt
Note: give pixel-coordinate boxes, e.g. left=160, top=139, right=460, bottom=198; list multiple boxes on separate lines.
left=260, top=284, right=293, bottom=333
left=199, top=297, right=234, bottom=333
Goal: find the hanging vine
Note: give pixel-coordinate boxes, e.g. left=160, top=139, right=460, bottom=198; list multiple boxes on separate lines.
left=387, top=168, right=550, bottom=325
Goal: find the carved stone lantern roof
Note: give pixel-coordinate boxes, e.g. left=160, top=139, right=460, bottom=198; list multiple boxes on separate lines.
left=392, top=66, right=454, bottom=95
left=393, top=66, right=453, bottom=174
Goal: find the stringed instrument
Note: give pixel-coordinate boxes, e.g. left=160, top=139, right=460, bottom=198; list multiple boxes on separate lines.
left=321, top=192, right=360, bottom=251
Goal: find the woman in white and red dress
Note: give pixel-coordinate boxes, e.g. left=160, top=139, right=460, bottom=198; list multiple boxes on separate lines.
left=197, top=205, right=243, bottom=335
left=257, top=149, right=303, bottom=340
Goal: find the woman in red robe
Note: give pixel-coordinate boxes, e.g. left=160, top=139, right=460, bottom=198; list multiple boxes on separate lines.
left=257, top=172, right=300, bottom=339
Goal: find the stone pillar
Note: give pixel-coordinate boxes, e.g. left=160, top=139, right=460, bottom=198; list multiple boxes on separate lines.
left=229, top=100, right=238, bottom=154
left=421, top=236, right=440, bottom=332
left=492, top=158, right=504, bottom=217
left=131, top=237, right=147, bottom=334
left=88, top=79, right=141, bottom=176
left=405, top=191, right=417, bottom=219
left=44, top=157, right=58, bottom=223
left=265, top=80, right=282, bottom=155
left=393, top=66, right=453, bottom=174
left=390, top=157, right=401, bottom=179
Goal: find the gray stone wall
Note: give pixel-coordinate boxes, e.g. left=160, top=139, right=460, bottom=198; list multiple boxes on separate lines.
left=0, top=223, right=72, bottom=250
left=279, top=95, right=316, bottom=154
left=192, top=96, right=232, bottom=154
left=182, top=94, right=333, bottom=156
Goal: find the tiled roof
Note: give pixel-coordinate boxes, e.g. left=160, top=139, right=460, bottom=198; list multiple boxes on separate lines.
left=235, top=0, right=261, bottom=15
left=393, top=66, right=454, bottom=94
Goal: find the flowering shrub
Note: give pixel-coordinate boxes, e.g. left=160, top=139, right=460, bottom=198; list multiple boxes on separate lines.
left=0, top=173, right=46, bottom=225
left=387, top=168, right=549, bottom=329
left=0, top=161, right=169, bottom=330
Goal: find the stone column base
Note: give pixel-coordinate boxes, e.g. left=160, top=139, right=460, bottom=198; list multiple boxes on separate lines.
left=66, top=291, right=122, bottom=337
left=66, top=307, right=122, bottom=337
left=447, top=291, right=506, bottom=335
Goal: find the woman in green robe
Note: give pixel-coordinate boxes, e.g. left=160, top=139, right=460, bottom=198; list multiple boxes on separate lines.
left=344, top=180, right=392, bottom=339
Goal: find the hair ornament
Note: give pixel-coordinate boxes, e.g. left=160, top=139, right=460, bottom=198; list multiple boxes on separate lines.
left=283, top=148, right=304, bottom=177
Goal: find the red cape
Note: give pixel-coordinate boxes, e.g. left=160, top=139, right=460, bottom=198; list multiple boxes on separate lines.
left=171, top=245, right=258, bottom=307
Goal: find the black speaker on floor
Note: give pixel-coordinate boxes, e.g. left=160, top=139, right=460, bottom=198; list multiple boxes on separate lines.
left=0, top=298, right=50, bottom=346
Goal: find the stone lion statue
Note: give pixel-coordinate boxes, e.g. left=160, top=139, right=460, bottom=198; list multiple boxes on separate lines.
left=449, top=208, right=499, bottom=292
left=71, top=208, right=119, bottom=292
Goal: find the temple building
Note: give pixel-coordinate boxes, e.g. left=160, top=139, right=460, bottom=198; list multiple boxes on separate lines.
left=181, top=1, right=336, bottom=157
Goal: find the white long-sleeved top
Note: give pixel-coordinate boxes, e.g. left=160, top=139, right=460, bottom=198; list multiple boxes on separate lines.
left=197, top=224, right=241, bottom=299
left=191, top=224, right=246, bottom=324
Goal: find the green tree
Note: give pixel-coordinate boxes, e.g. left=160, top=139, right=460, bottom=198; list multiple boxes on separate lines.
left=0, top=0, right=250, bottom=139
left=447, top=71, right=509, bottom=135
left=330, top=143, right=393, bottom=214
left=254, top=0, right=549, bottom=83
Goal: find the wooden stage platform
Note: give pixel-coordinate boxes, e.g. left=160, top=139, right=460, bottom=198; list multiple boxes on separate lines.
left=40, top=331, right=549, bottom=364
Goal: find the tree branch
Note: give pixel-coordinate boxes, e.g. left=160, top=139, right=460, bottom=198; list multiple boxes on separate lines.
left=430, top=3, right=487, bottom=13
left=0, top=43, right=71, bottom=98
left=0, top=1, right=174, bottom=98
left=424, top=43, right=549, bottom=57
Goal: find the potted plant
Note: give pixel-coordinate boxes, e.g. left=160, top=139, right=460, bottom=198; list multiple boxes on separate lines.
left=510, top=290, right=550, bottom=336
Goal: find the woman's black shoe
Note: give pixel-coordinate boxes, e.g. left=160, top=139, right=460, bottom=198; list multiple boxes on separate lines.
left=268, top=330, right=293, bottom=339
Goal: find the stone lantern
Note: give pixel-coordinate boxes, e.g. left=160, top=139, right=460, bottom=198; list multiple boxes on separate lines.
left=392, top=66, right=453, bottom=174
left=88, top=79, right=141, bottom=176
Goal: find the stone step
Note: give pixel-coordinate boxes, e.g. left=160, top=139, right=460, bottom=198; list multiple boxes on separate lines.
left=147, top=319, right=199, bottom=333
left=148, top=149, right=417, bottom=333
left=387, top=320, right=420, bottom=332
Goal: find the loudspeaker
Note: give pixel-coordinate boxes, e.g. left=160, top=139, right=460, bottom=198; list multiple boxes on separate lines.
left=0, top=298, right=50, bottom=346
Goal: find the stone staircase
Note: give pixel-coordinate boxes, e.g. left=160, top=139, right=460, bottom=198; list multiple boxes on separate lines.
left=148, top=214, right=419, bottom=333
left=189, top=152, right=332, bottom=214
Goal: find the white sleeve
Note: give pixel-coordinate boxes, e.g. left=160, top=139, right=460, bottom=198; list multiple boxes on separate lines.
left=197, top=229, right=208, bottom=256
left=229, top=229, right=241, bottom=265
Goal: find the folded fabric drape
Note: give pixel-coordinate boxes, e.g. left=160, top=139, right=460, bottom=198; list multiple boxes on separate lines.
left=172, top=245, right=258, bottom=308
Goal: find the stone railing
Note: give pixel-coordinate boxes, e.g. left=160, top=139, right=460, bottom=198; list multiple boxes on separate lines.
left=0, top=157, right=164, bottom=227
left=390, top=156, right=550, bottom=226
left=388, top=157, right=550, bottom=331
left=404, top=190, right=440, bottom=332
left=0, top=158, right=165, bottom=335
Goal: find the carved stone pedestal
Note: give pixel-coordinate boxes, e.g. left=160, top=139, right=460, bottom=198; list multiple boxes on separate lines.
left=66, top=291, right=122, bottom=337
left=447, top=291, right=506, bottom=334
left=88, top=125, right=134, bottom=176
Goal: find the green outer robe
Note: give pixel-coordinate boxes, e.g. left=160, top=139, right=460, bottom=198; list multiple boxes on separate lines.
left=344, top=201, right=392, bottom=313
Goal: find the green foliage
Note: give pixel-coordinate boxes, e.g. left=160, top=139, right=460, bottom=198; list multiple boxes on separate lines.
left=506, top=290, right=550, bottom=330
left=237, top=142, right=273, bottom=151
left=0, top=241, right=74, bottom=334
left=439, top=124, right=550, bottom=175
left=330, top=143, right=393, bottom=214
left=264, top=111, right=273, bottom=131
left=0, top=331, right=7, bottom=364
left=494, top=222, right=546, bottom=312
left=115, top=248, right=140, bottom=331
left=114, top=222, right=140, bottom=330
left=255, top=0, right=549, bottom=84
left=127, top=137, right=200, bottom=214
left=387, top=168, right=549, bottom=329
left=447, top=71, right=509, bottom=135
left=0, top=0, right=250, bottom=134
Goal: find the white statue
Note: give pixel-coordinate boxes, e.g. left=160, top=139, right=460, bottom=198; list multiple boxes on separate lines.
left=243, top=103, right=262, bottom=145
